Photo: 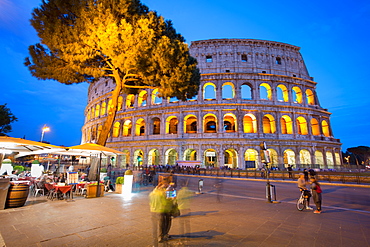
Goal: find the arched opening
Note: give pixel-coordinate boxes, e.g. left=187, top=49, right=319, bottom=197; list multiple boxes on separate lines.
left=123, top=120, right=132, bottom=136
left=260, top=83, right=272, bottom=100
left=283, top=149, right=296, bottom=167
left=91, top=126, right=96, bottom=141
left=148, top=149, right=160, bottom=166
left=203, top=83, right=216, bottom=100
left=135, top=118, right=145, bottom=136
left=281, top=115, right=293, bottom=134
left=222, top=82, right=235, bottom=99
left=306, top=89, right=315, bottom=105
left=117, top=96, right=123, bottom=111
left=166, top=116, right=178, bottom=134
left=152, top=89, right=162, bottom=104
left=322, top=120, right=330, bottom=137
left=326, top=151, right=334, bottom=169
left=97, top=125, right=102, bottom=140
left=101, top=102, right=107, bottom=115
left=223, top=113, right=237, bottom=132
left=204, top=114, right=217, bottom=133
left=296, top=116, right=308, bottom=135
left=134, top=149, right=144, bottom=167
left=299, top=149, right=311, bottom=165
left=241, top=84, right=252, bottom=100
left=315, top=151, right=324, bottom=167
left=292, top=86, right=302, bottom=104
left=204, top=149, right=217, bottom=167
left=263, top=114, right=276, bottom=134
left=243, top=113, right=257, bottom=133
left=95, top=104, right=100, bottom=118
left=267, top=149, right=278, bottom=166
left=152, top=117, right=161, bottom=135
left=126, top=95, right=135, bottom=108
left=183, top=149, right=197, bottom=161
left=107, top=99, right=113, bottom=113
left=138, top=91, right=148, bottom=107
left=224, top=149, right=238, bottom=168
left=184, top=115, right=197, bottom=133
left=120, top=150, right=130, bottom=167
left=311, top=118, right=320, bottom=136
left=112, top=121, right=120, bottom=137
left=277, top=84, right=289, bottom=102
left=165, top=148, right=178, bottom=166
left=244, top=149, right=259, bottom=168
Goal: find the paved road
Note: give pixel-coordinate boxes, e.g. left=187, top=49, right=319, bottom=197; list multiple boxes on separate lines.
left=0, top=176, right=369, bottom=247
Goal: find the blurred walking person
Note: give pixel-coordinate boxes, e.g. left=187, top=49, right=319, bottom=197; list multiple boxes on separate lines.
left=310, top=177, right=323, bottom=214
left=177, top=180, right=193, bottom=243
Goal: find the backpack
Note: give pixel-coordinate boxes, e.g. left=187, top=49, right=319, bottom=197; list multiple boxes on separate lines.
left=316, top=184, right=322, bottom=193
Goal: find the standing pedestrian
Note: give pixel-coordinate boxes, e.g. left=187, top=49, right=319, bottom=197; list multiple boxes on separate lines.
left=310, top=177, right=323, bottom=214
left=297, top=173, right=313, bottom=210
left=287, top=165, right=293, bottom=178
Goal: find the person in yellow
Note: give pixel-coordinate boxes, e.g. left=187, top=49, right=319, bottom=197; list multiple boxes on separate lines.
left=149, top=181, right=173, bottom=244
left=177, top=181, right=193, bottom=242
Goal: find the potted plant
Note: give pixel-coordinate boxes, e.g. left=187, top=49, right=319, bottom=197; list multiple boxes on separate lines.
left=86, top=182, right=105, bottom=198
left=115, top=177, right=124, bottom=194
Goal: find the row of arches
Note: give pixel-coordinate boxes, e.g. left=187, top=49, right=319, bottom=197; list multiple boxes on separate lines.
left=84, top=113, right=331, bottom=141
left=86, top=82, right=316, bottom=121
left=115, top=147, right=341, bottom=169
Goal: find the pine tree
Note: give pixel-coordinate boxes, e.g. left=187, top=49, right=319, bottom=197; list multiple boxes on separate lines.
left=25, top=0, right=200, bottom=145
left=0, top=104, right=18, bottom=136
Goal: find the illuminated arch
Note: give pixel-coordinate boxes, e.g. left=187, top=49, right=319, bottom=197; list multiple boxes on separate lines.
left=148, top=149, right=160, bottom=166
left=112, top=121, right=120, bottom=137
left=292, top=86, right=303, bottom=103
left=296, top=116, right=308, bottom=135
left=223, top=113, right=237, bottom=132
left=184, top=115, right=197, bottom=133
left=267, top=149, right=278, bottom=165
left=335, top=153, right=341, bottom=166
left=91, top=126, right=96, bottom=141
left=260, top=83, right=272, bottom=100
left=126, top=95, right=135, bottom=108
left=203, top=82, right=216, bottom=100
left=204, top=149, right=218, bottom=167
left=134, top=149, right=144, bottom=166
left=300, top=149, right=311, bottom=165
left=277, top=84, right=289, bottom=102
left=311, top=118, right=320, bottom=136
left=135, top=118, right=145, bottom=136
left=151, top=89, right=162, bottom=104
left=224, top=149, right=238, bottom=168
left=165, top=148, right=178, bottom=166
left=117, top=96, right=123, bottom=111
left=166, top=116, right=178, bottom=134
left=263, top=114, right=276, bottom=134
left=120, top=150, right=130, bottom=167
left=87, top=128, right=91, bottom=142
left=241, top=84, right=252, bottom=100
left=151, top=117, right=161, bottom=135
left=326, top=151, right=334, bottom=169
left=281, top=115, right=293, bottom=134
left=243, top=113, right=257, bottom=133
left=90, top=108, right=94, bottom=120
left=123, top=120, right=132, bottom=136
left=100, top=102, right=106, bottom=116
left=283, top=149, right=296, bottom=166
left=95, top=104, right=100, bottom=118
left=183, top=148, right=197, bottom=160
left=222, top=82, right=235, bottom=99
left=107, top=99, right=113, bottom=114
left=306, top=89, right=315, bottom=105
left=244, top=149, right=259, bottom=168
left=97, top=125, right=102, bottom=140
left=86, top=109, right=91, bottom=121
left=314, top=151, right=324, bottom=166
left=138, top=91, right=148, bottom=107
left=322, top=120, right=330, bottom=137
left=203, top=114, right=217, bottom=133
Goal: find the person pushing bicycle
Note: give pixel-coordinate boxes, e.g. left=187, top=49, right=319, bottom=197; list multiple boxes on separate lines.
left=297, top=173, right=313, bottom=210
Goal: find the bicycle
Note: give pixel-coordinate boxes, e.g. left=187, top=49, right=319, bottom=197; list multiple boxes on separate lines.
left=296, top=189, right=310, bottom=211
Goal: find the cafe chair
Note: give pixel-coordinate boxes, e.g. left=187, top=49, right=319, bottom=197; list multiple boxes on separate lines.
left=34, top=183, right=45, bottom=197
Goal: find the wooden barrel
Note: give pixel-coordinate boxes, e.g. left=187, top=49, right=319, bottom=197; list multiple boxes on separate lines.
left=5, top=183, right=30, bottom=208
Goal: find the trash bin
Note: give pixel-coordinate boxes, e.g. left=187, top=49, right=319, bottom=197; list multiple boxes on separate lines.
left=0, top=178, right=10, bottom=210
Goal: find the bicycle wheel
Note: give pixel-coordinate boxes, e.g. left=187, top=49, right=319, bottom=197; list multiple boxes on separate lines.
left=296, top=197, right=305, bottom=211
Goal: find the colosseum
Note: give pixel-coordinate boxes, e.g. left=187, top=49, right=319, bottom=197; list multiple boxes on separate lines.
left=82, top=38, right=342, bottom=170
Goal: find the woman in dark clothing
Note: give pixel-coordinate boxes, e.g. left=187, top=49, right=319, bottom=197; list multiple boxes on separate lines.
left=310, top=177, right=322, bottom=214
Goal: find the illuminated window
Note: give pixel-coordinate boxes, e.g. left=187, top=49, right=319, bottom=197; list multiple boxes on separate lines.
left=117, top=96, right=123, bottom=111
left=206, top=55, right=212, bottom=62
left=315, top=151, right=324, bottom=166
left=296, top=116, right=308, bottom=135
left=126, top=95, right=135, bottom=108
left=241, top=84, right=252, bottom=100
left=283, top=149, right=295, bottom=165
left=245, top=149, right=259, bottom=168
left=292, top=86, right=302, bottom=103
left=166, top=116, right=178, bottom=134
left=107, top=99, right=113, bottom=114
left=300, top=149, right=311, bottom=165
left=223, top=113, right=236, bottom=132
left=97, top=125, right=102, bottom=139
left=276, top=57, right=282, bottom=65
left=241, top=54, right=248, bottom=62
left=281, top=115, right=293, bottom=134
left=169, top=97, right=179, bottom=103
left=184, top=115, right=197, bottom=133
left=151, top=118, right=160, bottom=135
left=260, top=83, right=272, bottom=100
left=101, top=102, right=106, bottom=115
left=306, top=89, right=315, bottom=105
left=135, top=119, right=145, bottom=136
left=113, top=121, right=120, bottom=137
left=203, top=83, right=216, bottom=100
left=152, top=89, right=162, bottom=104
left=277, top=84, right=289, bottom=102
left=263, top=114, right=276, bottom=133
left=311, top=118, right=320, bottom=136
left=222, top=82, right=235, bottom=99
left=204, top=114, right=217, bottom=133
left=138, top=91, right=147, bottom=107
left=123, top=120, right=132, bottom=136
left=95, top=104, right=100, bottom=118
left=243, top=114, right=257, bottom=133
left=322, top=120, right=330, bottom=137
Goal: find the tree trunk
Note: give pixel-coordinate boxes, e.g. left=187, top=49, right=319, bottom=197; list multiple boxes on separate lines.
left=88, top=157, right=100, bottom=181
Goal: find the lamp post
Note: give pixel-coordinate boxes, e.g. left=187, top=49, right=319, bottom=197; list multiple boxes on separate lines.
left=40, top=125, right=50, bottom=142
left=260, top=142, right=272, bottom=203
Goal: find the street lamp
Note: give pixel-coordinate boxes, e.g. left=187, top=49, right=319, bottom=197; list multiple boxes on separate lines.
left=40, top=125, right=50, bottom=142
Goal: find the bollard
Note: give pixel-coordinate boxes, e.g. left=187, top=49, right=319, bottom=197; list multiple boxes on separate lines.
left=197, top=179, right=203, bottom=194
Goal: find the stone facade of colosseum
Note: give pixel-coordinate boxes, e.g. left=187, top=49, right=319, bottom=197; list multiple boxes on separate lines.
left=82, top=39, right=342, bottom=169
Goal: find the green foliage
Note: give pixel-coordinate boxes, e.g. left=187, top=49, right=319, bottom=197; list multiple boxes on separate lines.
left=32, top=160, right=40, bottom=164
left=0, top=104, right=18, bottom=136
left=13, top=166, right=25, bottom=173
left=115, top=177, right=124, bottom=184
left=100, top=168, right=107, bottom=172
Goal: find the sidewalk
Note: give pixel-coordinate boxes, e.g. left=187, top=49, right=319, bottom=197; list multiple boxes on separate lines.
left=0, top=184, right=369, bottom=247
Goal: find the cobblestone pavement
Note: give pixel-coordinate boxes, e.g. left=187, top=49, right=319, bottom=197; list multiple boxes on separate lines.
left=0, top=178, right=369, bottom=247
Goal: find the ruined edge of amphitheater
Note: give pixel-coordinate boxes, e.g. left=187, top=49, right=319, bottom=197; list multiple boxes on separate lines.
left=82, top=38, right=342, bottom=169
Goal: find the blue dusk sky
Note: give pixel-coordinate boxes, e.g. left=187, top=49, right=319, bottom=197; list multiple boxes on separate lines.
left=0, top=0, right=369, bottom=151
